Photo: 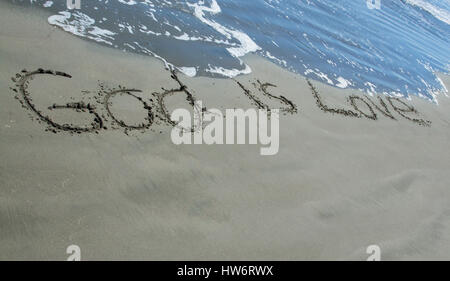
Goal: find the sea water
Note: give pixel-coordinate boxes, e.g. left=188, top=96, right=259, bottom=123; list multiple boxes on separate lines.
left=10, top=0, right=450, bottom=101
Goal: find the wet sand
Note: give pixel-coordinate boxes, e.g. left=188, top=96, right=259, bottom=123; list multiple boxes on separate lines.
left=1, top=2, right=450, bottom=260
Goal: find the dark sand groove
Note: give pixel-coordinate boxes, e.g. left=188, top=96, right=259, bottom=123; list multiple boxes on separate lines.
left=12, top=69, right=103, bottom=134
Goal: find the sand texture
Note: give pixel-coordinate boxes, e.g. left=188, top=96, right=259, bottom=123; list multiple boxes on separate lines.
left=1, top=2, right=450, bottom=260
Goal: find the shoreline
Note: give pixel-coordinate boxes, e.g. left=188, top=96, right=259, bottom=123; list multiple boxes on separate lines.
left=4, top=0, right=449, bottom=100
left=2, top=1, right=450, bottom=260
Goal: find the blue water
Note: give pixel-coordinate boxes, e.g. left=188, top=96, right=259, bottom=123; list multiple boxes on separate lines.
left=10, top=0, right=450, bottom=101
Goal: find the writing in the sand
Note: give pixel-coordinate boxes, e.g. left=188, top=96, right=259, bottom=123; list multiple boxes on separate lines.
left=9, top=67, right=431, bottom=135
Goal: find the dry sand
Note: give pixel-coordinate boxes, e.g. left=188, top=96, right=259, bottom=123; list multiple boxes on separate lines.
left=1, top=2, right=450, bottom=260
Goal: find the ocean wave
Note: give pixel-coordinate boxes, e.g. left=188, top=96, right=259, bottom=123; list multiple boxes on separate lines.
left=44, top=0, right=260, bottom=78
left=405, top=0, right=450, bottom=25
left=10, top=0, right=450, bottom=102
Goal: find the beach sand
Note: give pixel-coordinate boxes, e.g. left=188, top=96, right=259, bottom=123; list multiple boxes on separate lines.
left=1, top=2, right=450, bottom=260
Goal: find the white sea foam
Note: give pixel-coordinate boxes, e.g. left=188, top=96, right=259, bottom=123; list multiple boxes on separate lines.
left=43, top=1, right=53, bottom=8
left=335, top=77, right=352, bottom=89
left=48, top=11, right=116, bottom=46
left=304, top=69, right=334, bottom=85
left=406, top=0, right=450, bottom=25
left=178, top=67, right=197, bottom=77
left=206, top=63, right=252, bottom=78
left=118, top=0, right=137, bottom=5
left=187, top=0, right=261, bottom=75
